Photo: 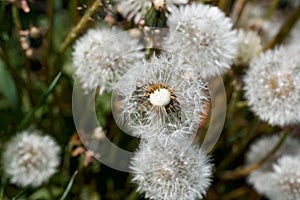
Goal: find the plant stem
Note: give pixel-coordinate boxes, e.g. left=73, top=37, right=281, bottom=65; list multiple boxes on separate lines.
left=219, top=131, right=289, bottom=180
left=11, top=4, right=22, bottom=30
left=69, top=0, right=79, bottom=26
left=45, top=0, right=55, bottom=82
left=231, top=0, right=247, bottom=26
left=217, top=119, right=261, bottom=171
left=54, top=0, right=102, bottom=67
left=126, top=188, right=139, bottom=200
left=217, top=0, right=233, bottom=15
left=264, top=0, right=279, bottom=20
left=263, top=3, right=300, bottom=50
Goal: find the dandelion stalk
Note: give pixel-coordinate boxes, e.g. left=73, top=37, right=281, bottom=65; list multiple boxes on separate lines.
left=263, top=3, right=300, bottom=50
left=219, top=131, right=289, bottom=180
left=217, top=0, right=233, bottom=15
left=217, top=118, right=261, bottom=171
left=126, top=188, right=139, bottom=200
left=45, top=0, right=55, bottom=76
left=231, top=0, right=247, bottom=26
left=55, top=0, right=102, bottom=61
left=69, top=0, right=79, bottom=25
left=11, top=4, right=22, bottom=30
left=264, top=0, right=279, bottom=20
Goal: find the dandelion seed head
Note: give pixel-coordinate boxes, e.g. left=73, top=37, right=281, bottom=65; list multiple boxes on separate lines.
left=244, top=46, right=300, bottom=126
left=234, top=29, right=262, bottom=66
left=130, top=141, right=212, bottom=200
left=250, top=156, right=300, bottom=200
left=246, top=135, right=300, bottom=198
left=163, top=3, right=237, bottom=78
left=72, top=27, right=143, bottom=94
left=272, top=156, right=300, bottom=200
left=2, top=130, right=60, bottom=188
left=112, top=53, right=208, bottom=139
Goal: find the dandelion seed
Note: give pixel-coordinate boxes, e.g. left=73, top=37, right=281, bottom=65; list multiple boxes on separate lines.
left=244, top=46, right=300, bottom=126
left=2, top=130, right=60, bottom=188
left=112, top=53, right=208, bottom=138
left=72, top=27, right=143, bottom=94
left=163, top=3, right=237, bottom=78
left=130, top=141, right=212, bottom=200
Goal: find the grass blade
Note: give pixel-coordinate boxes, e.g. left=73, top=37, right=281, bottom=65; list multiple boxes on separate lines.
left=59, top=170, right=78, bottom=200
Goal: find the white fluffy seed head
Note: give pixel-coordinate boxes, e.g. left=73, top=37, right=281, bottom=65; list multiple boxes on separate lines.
left=2, top=130, right=60, bottom=188
left=234, top=29, right=262, bottom=66
left=244, top=46, right=300, bottom=127
left=246, top=134, right=300, bottom=198
left=149, top=88, right=171, bottom=106
left=271, top=156, right=300, bottom=200
left=72, top=27, right=143, bottom=94
left=249, top=156, right=300, bottom=200
left=112, top=53, right=208, bottom=139
left=130, top=141, right=212, bottom=200
left=163, top=3, right=237, bottom=78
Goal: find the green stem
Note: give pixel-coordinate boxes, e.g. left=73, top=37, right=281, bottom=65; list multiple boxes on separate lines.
left=53, top=0, right=102, bottom=69
left=45, top=0, right=55, bottom=82
left=264, top=0, right=279, bottom=20
left=11, top=4, right=22, bottom=30
left=126, top=188, right=139, bottom=200
left=69, top=0, right=79, bottom=25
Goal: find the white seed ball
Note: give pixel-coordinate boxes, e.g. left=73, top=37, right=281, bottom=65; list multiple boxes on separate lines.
left=149, top=88, right=171, bottom=106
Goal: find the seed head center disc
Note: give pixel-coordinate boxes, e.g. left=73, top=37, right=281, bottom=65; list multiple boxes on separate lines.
left=149, top=88, right=171, bottom=107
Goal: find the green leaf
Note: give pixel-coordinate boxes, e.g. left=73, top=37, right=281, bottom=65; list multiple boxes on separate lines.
left=59, top=170, right=78, bottom=200
left=12, top=188, right=31, bottom=200
left=0, top=60, right=18, bottom=110
left=43, top=71, right=62, bottom=98
left=17, top=72, right=62, bottom=131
